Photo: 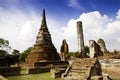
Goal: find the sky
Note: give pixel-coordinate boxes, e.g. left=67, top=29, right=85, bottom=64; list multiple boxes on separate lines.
left=0, top=0, right=120, bottom=53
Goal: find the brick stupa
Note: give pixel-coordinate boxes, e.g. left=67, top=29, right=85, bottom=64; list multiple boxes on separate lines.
left=26, top=9, right=60, bottom=64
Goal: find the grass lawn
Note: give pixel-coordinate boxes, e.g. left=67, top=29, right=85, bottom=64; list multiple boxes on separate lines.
left=6, top=72, right=62, bottom=80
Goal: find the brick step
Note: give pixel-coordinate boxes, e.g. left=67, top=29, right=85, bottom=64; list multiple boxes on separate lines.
left=68, top=72, right=86, bottom=76
left=64, top=76, right=83, bottom=80
left=72, top=63, right=94, bottom=66
left=70, top=69, right=88, bottom=73
left=73, top=61, right=94, bottom=64
left=71, top=68, right=88, bottom=70
left=72, top=66, right=89, bottom=69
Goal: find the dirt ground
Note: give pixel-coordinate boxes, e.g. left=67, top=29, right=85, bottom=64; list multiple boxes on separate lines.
left=102, top=67, right=120, bottom=80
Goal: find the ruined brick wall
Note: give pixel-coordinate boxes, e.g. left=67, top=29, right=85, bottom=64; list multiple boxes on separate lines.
left=0, top=67, right=21, bottom=77
left=28, top=67, right=51, bottom=74
left=60, top=39, right=69, bottom=61
left=89, top=40, right=103, bottom=58
left=28, top=61, right=69, bottom=74
left=97, top=38, right=107, bottom=53
left=34, top=61, right=69, bottom=67
left=62, top=58, right=102, bottom=80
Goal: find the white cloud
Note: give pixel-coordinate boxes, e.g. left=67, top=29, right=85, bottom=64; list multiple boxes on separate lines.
left=63, top=9, right=120, bottom=51
left=1, top=6, right=120, bottom=53
left=68, top=0, right=79, bottom=7
left=68, top=0, right=85, bottom=10
left=0, top=7, right=66, bottom=52
left=116, top=9, right=120, bottom=20
left=0, top=8, right=40, bottom=52
left=18, top=21, right=37, bottom=44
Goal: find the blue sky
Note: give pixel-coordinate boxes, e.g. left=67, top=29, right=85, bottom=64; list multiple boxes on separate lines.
left=0, top=0, right=120, bottom=52
left=0, top=0, right=120, bottom=22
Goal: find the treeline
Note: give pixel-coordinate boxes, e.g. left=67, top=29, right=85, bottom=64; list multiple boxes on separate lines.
left=0, top=38, right=90, bottom=64
left=0, top=38, right=32, bottom=64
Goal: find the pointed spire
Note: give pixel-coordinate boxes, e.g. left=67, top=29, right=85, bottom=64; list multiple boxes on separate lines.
left=40, top=9, right=48, bottom=31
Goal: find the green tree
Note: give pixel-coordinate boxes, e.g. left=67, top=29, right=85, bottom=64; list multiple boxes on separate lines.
left=0, top=38, right=11, bottom=59
left=0, top=38, right=21, bottom=65
left=0, top=38, right=11, bottom=51
left=84, top=46, right=89, bottom=53
left=19, top=47, right=33, bottom=62
left=11, top=49, right=20, bottom=62
left=68, top=52, right=78, bottom=57
left=12, top=49, right=20, bottom=55
left=0, top=50, right=7, bottom=58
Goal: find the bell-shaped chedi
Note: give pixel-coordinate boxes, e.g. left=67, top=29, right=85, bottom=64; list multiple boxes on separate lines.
left=26, top=9, right=60, bottom=64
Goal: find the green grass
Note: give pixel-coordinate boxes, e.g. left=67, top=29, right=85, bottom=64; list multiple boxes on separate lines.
left=6, top=72, right=62, bottom=80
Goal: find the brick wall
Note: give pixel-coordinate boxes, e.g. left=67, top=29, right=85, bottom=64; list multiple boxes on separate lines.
left=0, top=67, right=21, bottom=77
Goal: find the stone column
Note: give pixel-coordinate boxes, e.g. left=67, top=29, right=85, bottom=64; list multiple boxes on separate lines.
left=89, top=40, right=96, bottom=58
left=76, top=21, right=85, bottom=53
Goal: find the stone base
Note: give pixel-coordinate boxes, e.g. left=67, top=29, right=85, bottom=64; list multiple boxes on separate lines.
left=26, top=49, right=60, bottom=64
left=50, top=68, right=66, bottom=78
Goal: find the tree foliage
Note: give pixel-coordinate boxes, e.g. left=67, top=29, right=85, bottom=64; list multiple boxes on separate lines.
left=0, top=38, right=9, bottom=47
left=0, top=38, right=11, bottom=52
left=12, top=49, right=20, bottom=55
left=68, top=46, right=89, bottom=58
left=19, top=47, right=33, bottom=62
left=84, top=46, right=89, bottom=53
left=0, top=50, right=7, bottom=58
left=0, top=38, right=20, bottom=64
left=11, top=49, right=20, bottom=62
left=68, top=52, right=78, bottom=57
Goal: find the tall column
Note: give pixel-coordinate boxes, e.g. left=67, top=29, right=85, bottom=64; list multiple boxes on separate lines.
left=76, top=21, right=85, bottom=53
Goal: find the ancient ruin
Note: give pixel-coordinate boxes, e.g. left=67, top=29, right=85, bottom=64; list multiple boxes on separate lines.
left=97, top=38, right=107, bottom=53
left=0, top=67, right=20, bottom=77
left=76, top=21, right=88, bottom=58
left=28, top=61, right=69, bottom=74
left=26, top=9, right=60, bottom=64
left=60, top=39, right=69, bottom=61
left=62, top=58, right=102, bottom=80
left=76, top=21, right=85, bottom=53
left=89, top=40, right=103, bottom=58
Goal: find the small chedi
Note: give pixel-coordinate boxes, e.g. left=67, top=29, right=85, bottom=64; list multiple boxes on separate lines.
left=97, top=38, right=107, bottom=53
left=89, top=40, right=103, bottom=58
left=60, top=39, right=69, bottom=61
left=26, top=9, right=60, bottom=64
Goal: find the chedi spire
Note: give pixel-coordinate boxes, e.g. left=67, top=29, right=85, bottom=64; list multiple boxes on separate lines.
left=40, top=9, right=48, bottom=31
left=36, top=9, right=52, bottom=45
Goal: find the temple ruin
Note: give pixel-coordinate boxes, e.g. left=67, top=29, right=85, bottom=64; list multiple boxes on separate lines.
left=76, top=21, right=85, bottom=53
left=97, top=38, right=107, bottom=53
left=60, top=39, right=69, bottom=61
left=76, top=21, right=88, bottom=58
left=62, top=58, right=102, bottom=80
left=26, top=9, right=60, bottom=64
left=89, top=40, right=103, bottom=58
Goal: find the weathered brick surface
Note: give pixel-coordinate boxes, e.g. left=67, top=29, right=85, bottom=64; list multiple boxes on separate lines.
left=62, top=58, right=102, bottom=80
left=0, top=67, right=20, bottom=77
